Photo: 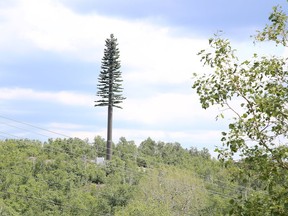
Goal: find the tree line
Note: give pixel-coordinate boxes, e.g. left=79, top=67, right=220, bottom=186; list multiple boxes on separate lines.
left=0, top=137, right=250, bottom=215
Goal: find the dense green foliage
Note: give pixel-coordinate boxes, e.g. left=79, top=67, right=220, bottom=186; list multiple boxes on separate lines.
left=0, top=137, right=253, bottom=215
left=193, top=3, right=288, bottom=215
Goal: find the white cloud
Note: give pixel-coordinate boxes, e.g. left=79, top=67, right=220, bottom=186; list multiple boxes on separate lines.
left=0, top=0, right=208, bottom=83
left=0, top=0, right=106, bottom=58
left=47, top=122, right=86, bottom=130
left=0, top=0, right=256, bottom=156
left=117, top=92, right=219, bottom=125
left=122, top=36, right=207, bottom=85
left=0, top=87, right=92, bottom=106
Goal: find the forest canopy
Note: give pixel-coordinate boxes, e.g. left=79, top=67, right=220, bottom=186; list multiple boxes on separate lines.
left=0, top=137, right=242, bottom=216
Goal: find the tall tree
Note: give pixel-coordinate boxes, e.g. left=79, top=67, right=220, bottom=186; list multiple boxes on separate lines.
left=193, top=4, right=288, bottom=215
left=95, top=34, right=125, bottom=160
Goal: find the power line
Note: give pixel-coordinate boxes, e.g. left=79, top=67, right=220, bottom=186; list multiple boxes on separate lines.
left=1, top=176, right=229, bottom=215
left=0, top=114, right=103, bottom=161
left=0, top=155, right=259, bottom=203
left=0, top=114, right=257, bottom=196
left=0, top=191, right=92, bottom=213
left=0, top=114, right=95, bottom=158
left=0, top=115, right=72, bottom=138
left=0, top=130, right=22, bottom=139
left=0, top=140, right=241, bottom=196
left=0, top=134, right=8, bottom=139
left=0, top=121, right=51, bottom=138
left=2, top=165, right=238, bottom=202
left=0, top=129, right=253, bottom=195
left=0, top=147, right=256, bottom=215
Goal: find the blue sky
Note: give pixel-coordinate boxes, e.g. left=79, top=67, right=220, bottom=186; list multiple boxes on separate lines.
left=0, top=0, right=286, bottom=156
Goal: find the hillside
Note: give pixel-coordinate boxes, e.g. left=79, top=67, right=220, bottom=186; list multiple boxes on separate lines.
left=0, top=137, right=261, bottom=216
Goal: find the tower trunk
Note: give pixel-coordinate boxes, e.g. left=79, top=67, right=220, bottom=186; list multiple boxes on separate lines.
left=106, top=104, right=113, bottom=160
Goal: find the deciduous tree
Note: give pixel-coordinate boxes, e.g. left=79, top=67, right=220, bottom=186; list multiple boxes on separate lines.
left=193, top=4, right=288, bottom=214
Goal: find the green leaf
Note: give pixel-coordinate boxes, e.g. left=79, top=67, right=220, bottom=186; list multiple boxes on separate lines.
left=208, top=38, right=213, bottom=44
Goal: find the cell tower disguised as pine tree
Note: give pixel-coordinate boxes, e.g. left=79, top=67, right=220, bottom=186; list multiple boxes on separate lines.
left=95, top=34, right=125, bottom=160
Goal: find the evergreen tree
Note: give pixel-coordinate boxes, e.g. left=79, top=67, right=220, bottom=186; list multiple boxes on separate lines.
left=95, top=34, right=125, bottom=160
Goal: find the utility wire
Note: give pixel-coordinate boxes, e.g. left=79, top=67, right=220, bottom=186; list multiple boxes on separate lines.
left=2, top=165, right=238, bottom=202
left=0, top=130, right=22, bottom=139
left=0, top=114, right=101, bottom=160
left=0, top=133, right=253, bottom=195
left=0, top=136, right=238, bottom=195
left=0, top=115, right=72, bottom=138
left=0, top=114, right=256, bottom=195
left=1, top=156, right=247, bottom=201
left=0, top=191, right=92, bottom=213
left=0, top=118, right=94, bottom=159
left=1, top=145, right=256, bottom=216
left=0, top=134, right=9, bottom=139
left=0, top=121, right=51, bottom=138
